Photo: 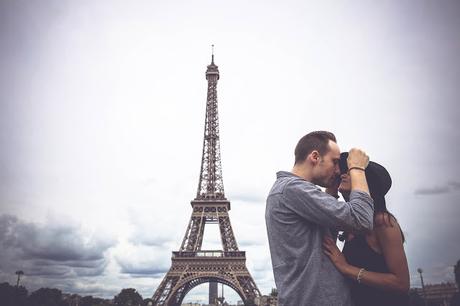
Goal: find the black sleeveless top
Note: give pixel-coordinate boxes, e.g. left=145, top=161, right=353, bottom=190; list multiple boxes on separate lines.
left=342, top=235, right=409, bottom=306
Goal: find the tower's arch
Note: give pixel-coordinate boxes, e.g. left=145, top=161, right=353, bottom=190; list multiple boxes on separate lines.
left=170, top=276, right=246, bottom=305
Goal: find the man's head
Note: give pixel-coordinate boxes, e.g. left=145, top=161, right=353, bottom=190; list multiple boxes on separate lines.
left=294, top=131, right=340, bottom=187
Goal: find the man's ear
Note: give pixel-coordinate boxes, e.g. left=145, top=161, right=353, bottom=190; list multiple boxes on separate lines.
left=310, top=150, right=321, bottom=164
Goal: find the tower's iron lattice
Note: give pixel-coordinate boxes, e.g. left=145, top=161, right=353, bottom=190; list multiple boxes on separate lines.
left=151, top=53, right=261, bottom=305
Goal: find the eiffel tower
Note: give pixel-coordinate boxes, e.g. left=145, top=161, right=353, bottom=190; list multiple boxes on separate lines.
left=151, top=50, right=261, bottom=305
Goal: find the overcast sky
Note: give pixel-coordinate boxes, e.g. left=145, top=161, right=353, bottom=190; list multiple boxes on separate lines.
left=1, top=0, right=460, bottom=303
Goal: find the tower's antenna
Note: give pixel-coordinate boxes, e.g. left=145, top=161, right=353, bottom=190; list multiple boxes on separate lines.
left=211, top=44, right=214, bottom=63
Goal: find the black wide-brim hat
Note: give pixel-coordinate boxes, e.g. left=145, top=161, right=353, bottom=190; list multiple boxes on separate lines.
left=339, top=152, right=392, bottom=197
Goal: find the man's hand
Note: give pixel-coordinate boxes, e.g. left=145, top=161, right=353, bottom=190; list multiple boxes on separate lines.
left=347, top=148, right=369, bottom=170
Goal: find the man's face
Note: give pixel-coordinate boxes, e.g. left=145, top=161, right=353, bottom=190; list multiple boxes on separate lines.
left=314, top=140, right=341, bottom=188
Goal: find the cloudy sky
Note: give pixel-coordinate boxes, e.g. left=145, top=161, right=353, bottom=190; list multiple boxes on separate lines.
left=1, top=0, right=459, bottom=303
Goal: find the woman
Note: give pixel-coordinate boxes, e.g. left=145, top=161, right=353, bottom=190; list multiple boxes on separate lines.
left=323, top=152, right=410, bottom=306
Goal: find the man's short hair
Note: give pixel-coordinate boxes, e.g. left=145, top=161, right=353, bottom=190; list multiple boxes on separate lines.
left=294, top=131, right=337, bottom=165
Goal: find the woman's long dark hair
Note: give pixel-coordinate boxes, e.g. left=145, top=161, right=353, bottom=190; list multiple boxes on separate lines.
left=368, top=184, right=405, bottom=243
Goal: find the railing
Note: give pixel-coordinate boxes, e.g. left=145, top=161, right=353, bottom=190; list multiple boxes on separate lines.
left=173, top=250, right=245, bottom=258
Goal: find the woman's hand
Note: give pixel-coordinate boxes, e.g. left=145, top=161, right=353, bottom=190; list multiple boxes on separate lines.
left=323, top=236, right=349, bottom=273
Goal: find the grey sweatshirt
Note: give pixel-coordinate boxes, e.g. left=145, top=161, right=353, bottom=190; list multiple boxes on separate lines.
left=266, top=171, right=374, bottom=306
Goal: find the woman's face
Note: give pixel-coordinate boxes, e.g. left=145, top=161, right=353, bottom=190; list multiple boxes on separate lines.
left=338, top=173, right=352, bottom=194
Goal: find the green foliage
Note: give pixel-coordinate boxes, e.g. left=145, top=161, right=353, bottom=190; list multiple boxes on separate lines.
left=114, top=288, right=144, bottom=306
left=81, top=295, right=95, bottom=306
left=0, top=282, right=28, bottom=306
left=142, top=298, right=153, bottom=306
left=79, top=295, right=111, bottom=306
left=28, top=287, right=65, bottom=306
left=0, top=282, right=144, bottom=306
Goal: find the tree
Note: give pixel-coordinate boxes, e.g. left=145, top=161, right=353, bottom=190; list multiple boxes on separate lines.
left=0, top=282, right=28, bottom=306
left=114, top=288, right=143, bottom=306
left=81, top=295, right=95, bottom=306
left=28, top=287, right=65, bottom=306
left=79, top=295, right=111, bottom=306
left=93, top=297, right=111, bottom=306
left=142, top=298, right=153, bottom=306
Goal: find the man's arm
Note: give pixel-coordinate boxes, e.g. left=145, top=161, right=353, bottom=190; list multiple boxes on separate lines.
left=284, top=147, right=373, bottom=231
left=284, top=181, right=374, bottom=231
left=348, top=147, right=370, bottom=195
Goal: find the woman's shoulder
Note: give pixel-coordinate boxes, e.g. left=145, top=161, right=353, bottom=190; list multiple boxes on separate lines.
left=373, top=212, right=405, bottom=244
left=374, top=212, right=399, bottom=228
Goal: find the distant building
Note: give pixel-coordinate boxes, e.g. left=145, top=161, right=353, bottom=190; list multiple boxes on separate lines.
left=415, top=282, right=459, bottom=306
left=62, top=294, right=81, bottom=306
left=254, top=295, right=278, bottom=306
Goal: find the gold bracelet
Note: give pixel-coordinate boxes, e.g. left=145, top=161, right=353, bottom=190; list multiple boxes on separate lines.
left=357, top=268, right=365, bottom=283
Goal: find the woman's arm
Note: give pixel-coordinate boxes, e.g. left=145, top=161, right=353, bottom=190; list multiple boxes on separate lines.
left=323, top=217, right=409, bottom=293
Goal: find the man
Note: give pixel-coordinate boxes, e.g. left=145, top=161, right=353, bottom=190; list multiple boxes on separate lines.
left=265, top=131, right=374, bottom=306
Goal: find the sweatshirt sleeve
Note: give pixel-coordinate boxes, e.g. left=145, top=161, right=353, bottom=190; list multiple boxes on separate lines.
left=283, top=179, right=374, bottom=231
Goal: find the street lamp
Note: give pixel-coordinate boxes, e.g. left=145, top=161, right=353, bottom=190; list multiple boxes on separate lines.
left=15, top=270, right=24, bottom=287
left=417, top=268, right=427, bottom=305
